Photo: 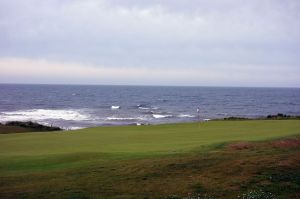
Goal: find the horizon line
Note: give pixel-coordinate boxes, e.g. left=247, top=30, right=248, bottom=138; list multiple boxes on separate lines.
left=0, top=82, right=299, bottom=89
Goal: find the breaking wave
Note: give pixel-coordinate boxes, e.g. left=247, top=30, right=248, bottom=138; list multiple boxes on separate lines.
left=178, top=114, right=195, bottom=118
left=138, top=107, right=150, bottom=110
left=106, top=117, right=143, bottom=121
left=111, top=106, right=120, bottom=110
left=0, top=109, right=91, bottom=122
left=152, top=114, right=173, bottom=119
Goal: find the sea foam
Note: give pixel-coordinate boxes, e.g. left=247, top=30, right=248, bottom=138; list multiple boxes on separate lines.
left=0, top=109, right=90, bottom=122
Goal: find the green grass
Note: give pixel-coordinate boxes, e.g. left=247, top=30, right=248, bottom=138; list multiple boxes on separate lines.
left=0, top=120, right=300, bottom=199
left=0, top=120, right=299, bottom=157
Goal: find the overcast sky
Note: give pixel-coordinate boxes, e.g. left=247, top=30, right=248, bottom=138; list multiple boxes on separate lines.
left=0, top=0, right=299, bottom=87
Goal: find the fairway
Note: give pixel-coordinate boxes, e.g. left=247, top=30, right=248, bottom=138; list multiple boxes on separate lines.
left=1, top=120, right=299, bottom=157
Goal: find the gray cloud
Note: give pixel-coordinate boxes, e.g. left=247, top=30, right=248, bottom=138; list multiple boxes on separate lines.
left=0, top=0, right=299, bottom=86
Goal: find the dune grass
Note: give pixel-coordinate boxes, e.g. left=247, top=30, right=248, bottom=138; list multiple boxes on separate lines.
left=0, top=120, right=300, bottom=199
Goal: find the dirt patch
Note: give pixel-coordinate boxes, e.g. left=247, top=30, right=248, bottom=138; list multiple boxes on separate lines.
left=272, top=138, right=300, bottom=149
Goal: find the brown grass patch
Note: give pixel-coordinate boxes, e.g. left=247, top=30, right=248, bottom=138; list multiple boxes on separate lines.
left=228, top=141, right=255, bottom=150
left=272, top=138, right=300, bottom=149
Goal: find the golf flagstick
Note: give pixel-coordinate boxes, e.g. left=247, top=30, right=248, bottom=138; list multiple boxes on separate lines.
left=197, top=107, right=200, bottom=128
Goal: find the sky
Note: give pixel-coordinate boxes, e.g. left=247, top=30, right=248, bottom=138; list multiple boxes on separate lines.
left=0, top=0, right=299, bottom=87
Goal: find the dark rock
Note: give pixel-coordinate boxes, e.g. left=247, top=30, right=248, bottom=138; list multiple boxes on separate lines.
left=4, top=121, right=61, bottom=131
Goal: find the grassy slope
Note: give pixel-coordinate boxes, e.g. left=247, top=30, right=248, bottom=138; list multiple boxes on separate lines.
left=0, top=120, right=300, bottom=199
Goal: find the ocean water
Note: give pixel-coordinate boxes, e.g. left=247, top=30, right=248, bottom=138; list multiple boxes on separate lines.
left=0, top=84, right=299, bottom=129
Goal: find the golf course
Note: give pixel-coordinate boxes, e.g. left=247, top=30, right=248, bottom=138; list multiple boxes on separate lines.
left=0, top=120, right=300, bottom=199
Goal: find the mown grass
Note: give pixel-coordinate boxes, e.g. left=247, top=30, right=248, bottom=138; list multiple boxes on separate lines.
left=0, top=120, right=300, bottom=198
left=1, top=120, right=299, bottom=156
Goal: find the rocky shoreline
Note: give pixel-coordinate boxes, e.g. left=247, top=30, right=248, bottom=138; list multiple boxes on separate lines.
left=0, top=121, right=61, bottom=134
left=222, top=113, right=300, bottom=121
left=0, top=113, right=299, bottom=134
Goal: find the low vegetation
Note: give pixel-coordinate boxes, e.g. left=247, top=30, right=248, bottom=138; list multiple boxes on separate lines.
left=266, top=113, right=300, bottom=120
left=0, top=121, right=61, bottom=134
left=0, top=120, right=299, bottom=198
left=222, top=113, right=300, bottom=121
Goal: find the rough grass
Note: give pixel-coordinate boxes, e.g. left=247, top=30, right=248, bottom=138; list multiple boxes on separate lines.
left=0, top=120, right=300, bottom=199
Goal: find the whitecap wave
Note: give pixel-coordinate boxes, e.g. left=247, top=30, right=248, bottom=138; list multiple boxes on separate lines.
left=106, top=117, right=143, bottom=121
left=152, top=114, right=173, bottom=119
left=138, top=107, right=150, bottom=110
left=137, top=104, right=159, bottom=110
left=0, top=109, right=90, bottom=122
left=178, top=114, right=195, bottom=118
left=137, top=104, right=151, bottom=110
left=111, top=106, right=120, bottom=110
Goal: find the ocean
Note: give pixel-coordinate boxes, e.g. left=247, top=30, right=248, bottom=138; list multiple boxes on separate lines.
left=0, top=84, right=299, bottom=129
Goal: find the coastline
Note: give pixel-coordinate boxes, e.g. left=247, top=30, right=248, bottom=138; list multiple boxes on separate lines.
left=1, top=113, right=299, bottom=134
left=1, top=85, right=299, bottom=129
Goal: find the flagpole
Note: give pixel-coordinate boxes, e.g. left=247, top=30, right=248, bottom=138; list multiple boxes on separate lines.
left=197, top=107, right=200, bottom=128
